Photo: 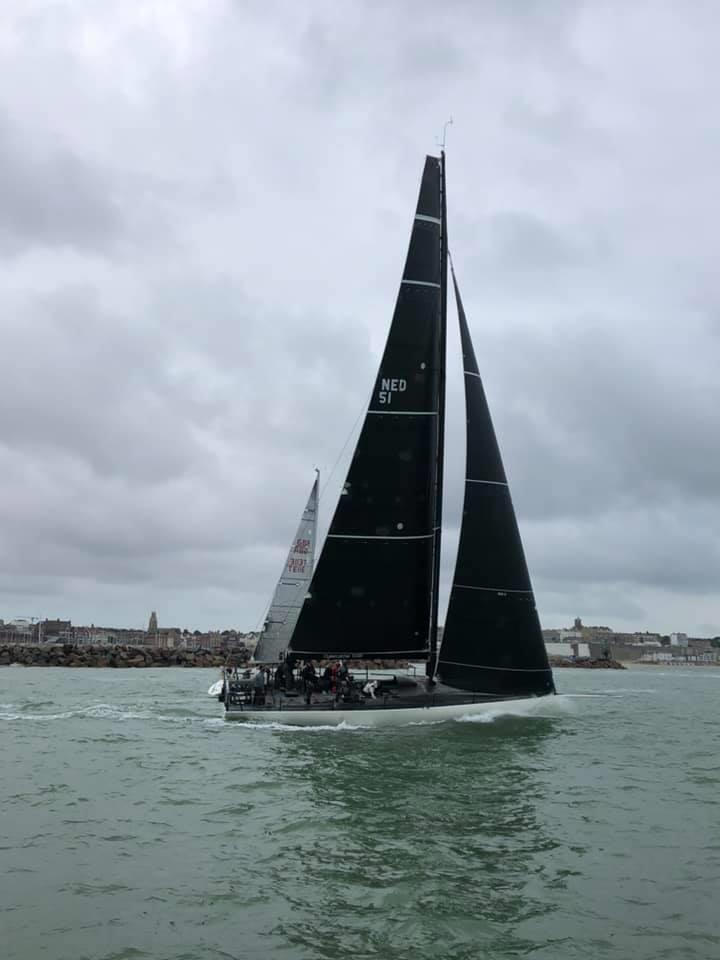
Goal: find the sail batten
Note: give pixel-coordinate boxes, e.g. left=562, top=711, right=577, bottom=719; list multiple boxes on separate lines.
left=440, top=659, right=553, bottom=672
left=289, top=156, right=444, bottom=661
left=253, top=472, right=319, bottom=663
left=438, top=267, right=554, bottom=697
left=465, top=478, right=509, bottom=486
left=455, top=585, right=534, bottom=594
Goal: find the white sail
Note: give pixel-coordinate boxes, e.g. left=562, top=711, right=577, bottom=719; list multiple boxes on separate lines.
left=253, top=471, right=319, bottom=662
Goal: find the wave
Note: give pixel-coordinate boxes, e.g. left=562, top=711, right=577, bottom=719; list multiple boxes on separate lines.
left=0, top=702, right=221, bottom=724
left=456, top=693, right=576, bottom=724
left=651, top=671, right=720, bottom=679
left=233, top=719, right=369, bottom=733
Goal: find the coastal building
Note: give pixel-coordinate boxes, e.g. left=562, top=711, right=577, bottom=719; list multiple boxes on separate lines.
left=545, top=642, right=574, bottom=658
left=640, top=650, right=673, bottom=663
left=688, top=638, right=714, bottom=653
left=39, top=619, right=72, bottom=642
left=2, top=619, right=35, bottom=642
left=640, top=648, right=720, bottom=664
left=544, top=640, right=591, bottom=659
left=670, top=632, right=689, bottom=647
left=572, top=618, right=614, bottom=641
left=604, top=644, right=646, bottom=662
left=157, top=628, right=182, bottom=649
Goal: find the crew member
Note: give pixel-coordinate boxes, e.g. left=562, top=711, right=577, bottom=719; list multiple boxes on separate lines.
left=362, top=680, right=378, bottom=700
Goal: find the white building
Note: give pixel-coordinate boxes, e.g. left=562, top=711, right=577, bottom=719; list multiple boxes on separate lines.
left=640, top=651, right=673, bottom=662
left=545, top=642, right=574, bottom=657
left=670, top=633, right=689, bottom=647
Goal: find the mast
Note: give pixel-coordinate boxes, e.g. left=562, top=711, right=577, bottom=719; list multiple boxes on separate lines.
left=427, top=150, right=448, bottom=680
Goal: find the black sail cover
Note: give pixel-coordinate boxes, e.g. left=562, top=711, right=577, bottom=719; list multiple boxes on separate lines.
left=438, top=269, right=555, bottom=696
left=289, top=157, right=443, bottom=659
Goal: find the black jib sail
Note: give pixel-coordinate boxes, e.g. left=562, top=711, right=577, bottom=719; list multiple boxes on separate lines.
left=289, top=157, right=445, bottom=660
left=437, top=267, right=555, bottom=696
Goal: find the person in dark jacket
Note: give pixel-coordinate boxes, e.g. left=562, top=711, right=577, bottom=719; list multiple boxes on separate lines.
left=252, top=669, right=266, bottom=705
left=301, top=661, right=317, bottom=705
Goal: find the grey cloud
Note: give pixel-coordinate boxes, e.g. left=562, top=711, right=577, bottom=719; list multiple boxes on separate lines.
left=0, top=117, right=123, bottom=255
left=0, top=0, right=719, bottom=634
left=483, top=321, right=720, bottom=521
left=485, top=212, right=583, bottom=272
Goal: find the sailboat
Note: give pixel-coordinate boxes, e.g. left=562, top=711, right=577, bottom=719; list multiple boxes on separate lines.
left=208, top=472, right=319, bottom=696
left=223, top=152, right=555, bottom=725
left=254, top=470, right=319, bottom=663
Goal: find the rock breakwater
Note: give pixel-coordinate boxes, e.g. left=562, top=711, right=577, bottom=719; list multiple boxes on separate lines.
left=0, top=643, right=246, bottom=668
left=549, top=656, right=625, bottom=669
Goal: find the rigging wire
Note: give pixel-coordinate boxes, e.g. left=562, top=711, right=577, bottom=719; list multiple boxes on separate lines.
left=250, top=388, right=371, bottom=637
left=318, top=386, right=372, bottom=501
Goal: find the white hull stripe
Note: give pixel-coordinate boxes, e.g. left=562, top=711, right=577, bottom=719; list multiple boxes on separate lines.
left=439, top=659, right=552, bottom=673
left=368, top=409, right=437, bottom=416
left=415, top=214, right=442, bottom=225
left=402, top=279, right=441, bottom=288
left=465, top=478, right=508, bottom=486
left=454, top=584, right=533, bottom=594
left=327, top=532, right=434, bottom=541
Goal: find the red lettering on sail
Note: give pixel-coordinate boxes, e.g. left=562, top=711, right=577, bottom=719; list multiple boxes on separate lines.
left=288, top=558, right=307, bottom=574
left=294, top=538, right=311, bottom=554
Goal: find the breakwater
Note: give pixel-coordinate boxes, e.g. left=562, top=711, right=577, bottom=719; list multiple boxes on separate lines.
left=0, top=643, right=244, bottom=668
left=549, top=656, right=625, bottom=669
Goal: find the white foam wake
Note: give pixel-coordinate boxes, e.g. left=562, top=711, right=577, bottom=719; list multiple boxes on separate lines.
left=455, top=693, right=576, bottom=724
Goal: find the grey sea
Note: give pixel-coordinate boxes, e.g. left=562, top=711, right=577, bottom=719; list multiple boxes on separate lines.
left=2, top=666, right=718, bottom=960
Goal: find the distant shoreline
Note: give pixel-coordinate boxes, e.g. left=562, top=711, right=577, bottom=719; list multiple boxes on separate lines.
left=625, top=660, right=720, bottom=669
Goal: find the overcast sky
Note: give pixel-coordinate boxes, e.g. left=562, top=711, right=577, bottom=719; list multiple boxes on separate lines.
left=1, top=0, right=719, bottom=636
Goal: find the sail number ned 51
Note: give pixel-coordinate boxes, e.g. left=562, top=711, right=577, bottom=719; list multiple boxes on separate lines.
left=378, top=377, right=407, bottom=405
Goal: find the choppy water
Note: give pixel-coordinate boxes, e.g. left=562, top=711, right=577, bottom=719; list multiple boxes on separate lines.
left=2, top=666, right=718, bottom=960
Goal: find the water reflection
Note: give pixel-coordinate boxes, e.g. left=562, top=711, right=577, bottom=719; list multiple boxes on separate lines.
left=262, top=717, right=566, bottom=958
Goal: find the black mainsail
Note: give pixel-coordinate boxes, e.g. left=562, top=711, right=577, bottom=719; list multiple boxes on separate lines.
left=289, top=157, right=445, bottom=660
left=437, top=266, right=555, bottom=696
